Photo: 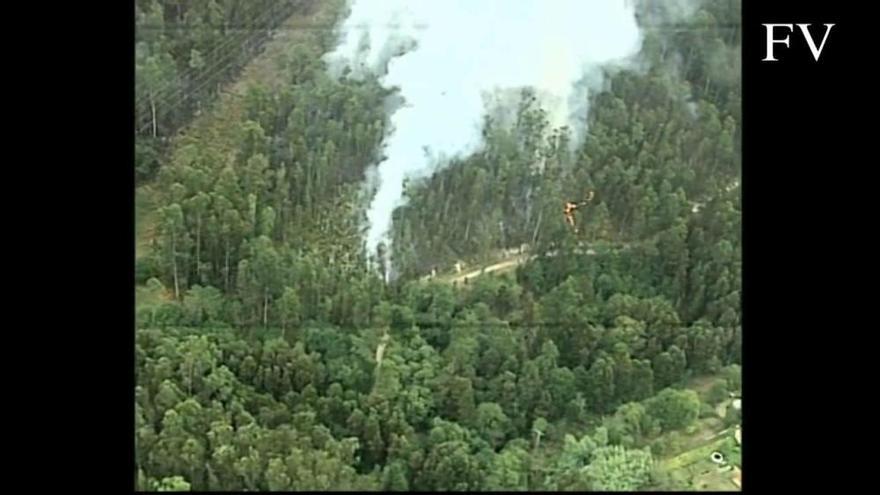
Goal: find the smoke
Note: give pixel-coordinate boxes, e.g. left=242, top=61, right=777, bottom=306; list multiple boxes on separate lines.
left=326, top=0, right=642, bottom=268
left=634, top=0, right=700, bottom=26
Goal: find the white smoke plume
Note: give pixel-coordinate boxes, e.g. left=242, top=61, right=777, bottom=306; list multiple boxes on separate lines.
left=325, top=0, right=642, bottom=269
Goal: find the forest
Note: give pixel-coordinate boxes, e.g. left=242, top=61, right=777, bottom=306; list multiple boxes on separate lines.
left=135, top=0, right=316, bottom=183
left=135, top=0, right=741, bottom=491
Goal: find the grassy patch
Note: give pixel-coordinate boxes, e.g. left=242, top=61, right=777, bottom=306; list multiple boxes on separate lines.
left=690, top=465, right=739, bottom=491
left=136, top=279, right=171, bottom=309
left=663, top=436, right=727, bottom=471
left=685, top=374, right=726, bottom=402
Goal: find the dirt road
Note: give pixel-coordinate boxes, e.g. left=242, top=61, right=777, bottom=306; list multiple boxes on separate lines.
left=447, top=254, right=530, bottom=284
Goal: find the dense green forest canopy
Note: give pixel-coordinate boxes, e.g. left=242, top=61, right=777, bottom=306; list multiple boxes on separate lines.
left=135, top=0, right=741, bottom=490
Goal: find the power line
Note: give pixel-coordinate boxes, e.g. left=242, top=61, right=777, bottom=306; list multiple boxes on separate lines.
left=136, top=4, right=291, bottom=135
left=136, top=3, right=283, bottom=113
left=135, top=0, right=302, bottom=120
left=137, top=23, right=339, bottom=31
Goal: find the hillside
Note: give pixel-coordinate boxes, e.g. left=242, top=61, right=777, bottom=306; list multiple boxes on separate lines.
left=135, top=0, right=341, bottom=272
left=134, top=0, right=741, bottom=491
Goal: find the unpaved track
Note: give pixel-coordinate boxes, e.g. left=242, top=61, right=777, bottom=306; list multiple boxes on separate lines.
left=447, top=255, right=529, bottom=284
left=428, top=179, right=740, bottom=285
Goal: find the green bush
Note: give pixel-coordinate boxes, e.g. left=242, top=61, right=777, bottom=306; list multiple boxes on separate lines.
left=706, top=381, right=729, bottom=405
left=699, top=402, right=716, bottom=418
left=718, top=437, right=741, bottom=466
left=723, top=365, right=742, bottom=392
left=136, top=306, right=155, bottom=328
left=723, top=405, right=741, bottom=428
left=644, top=388, right=701, bottom=432
left=135, top=138, right=161, bottom=184
left=153, top=301, right=184, bottom=327
left=649, top=432, right=682, bottom=457
left=135, top=257, right=161, bottom=285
